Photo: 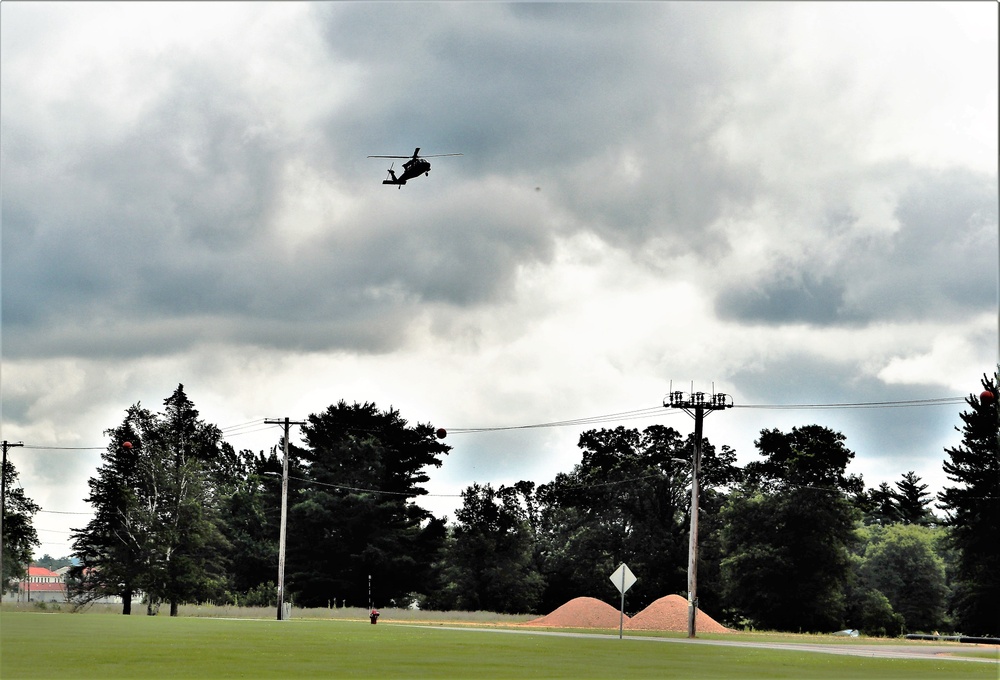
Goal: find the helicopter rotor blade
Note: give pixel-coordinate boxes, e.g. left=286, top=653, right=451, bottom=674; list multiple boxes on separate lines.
left=368, top=155, right=410, bottom=159
left=419, top=153, right=463, bottom=158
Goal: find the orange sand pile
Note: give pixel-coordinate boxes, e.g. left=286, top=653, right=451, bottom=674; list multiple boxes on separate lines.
left=627, top=594, right=730, bottom=632
left=524, top=596, right=627, bottom=629
left=524, top=594, right=730, bottom=632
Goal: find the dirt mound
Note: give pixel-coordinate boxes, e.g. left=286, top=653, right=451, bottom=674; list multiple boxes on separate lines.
left=627, top=594, right=729, bottom=633
left=524, top=596, right=627, bottom=629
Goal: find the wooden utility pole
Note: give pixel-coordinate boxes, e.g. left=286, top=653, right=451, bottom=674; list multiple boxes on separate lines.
left=1, top=440, right=26, bottom=590
left=665, top=389, right=732, bottom=638
left=264, top=418, right=305, bottom=621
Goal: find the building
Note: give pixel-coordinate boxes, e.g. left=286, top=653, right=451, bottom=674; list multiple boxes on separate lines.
left=15, top=565, right=68, bottom=603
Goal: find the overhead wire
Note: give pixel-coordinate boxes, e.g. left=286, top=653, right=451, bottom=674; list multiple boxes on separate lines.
left=14, top=396, right=969, bottom=448
left=447, top=396, right=968, bottom=433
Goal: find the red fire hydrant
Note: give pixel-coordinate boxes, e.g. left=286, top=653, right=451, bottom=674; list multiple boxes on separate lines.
left=370, top=608, right=380, bottom=625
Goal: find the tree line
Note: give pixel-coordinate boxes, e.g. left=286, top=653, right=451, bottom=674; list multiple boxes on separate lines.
left=2, top=377, right=996, bottom=637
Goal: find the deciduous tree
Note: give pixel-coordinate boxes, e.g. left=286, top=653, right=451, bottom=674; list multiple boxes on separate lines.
left=720, top=425, right=861, bottom=632
left=858, top=523, right=948, bottom=632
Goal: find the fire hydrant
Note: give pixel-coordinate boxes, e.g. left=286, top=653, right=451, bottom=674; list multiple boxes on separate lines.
left=370, top=609, right=380, bottom=625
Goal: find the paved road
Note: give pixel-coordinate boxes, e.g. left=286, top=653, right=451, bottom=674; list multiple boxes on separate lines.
left=400, top=624, right=1000, bottom=664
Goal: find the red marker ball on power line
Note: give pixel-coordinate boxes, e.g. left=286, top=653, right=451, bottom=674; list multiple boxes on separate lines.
left=436, top=428, right=447, bottom=440
left=123, top=441, right=133, bottom=449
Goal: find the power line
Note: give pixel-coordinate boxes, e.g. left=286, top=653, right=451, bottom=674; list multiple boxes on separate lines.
left=734, top=397, right=966, bottom=410
left=15, top=395, right=967, bottom=449
left=285, top=473, right=464, bottom=497
left=447, top=397, right=967, bottom=433
left=19, top=445, right=105, bottom=451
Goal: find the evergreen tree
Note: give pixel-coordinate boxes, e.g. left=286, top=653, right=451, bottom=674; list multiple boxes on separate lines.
left=71, top=386, right=230, bottom=615
left=286, top=401, right=449, bottom=608
left=859, top=482, right=902, bottom=526
left=147, top=385, right=230, bottom=616
left=937, top=373, right=1000, bottom=636
left=218, top=448, right=283, bottom=600
left=894, top=471, right=936, bottom=526
left=2, top=458, right=40, bottom=592
left=70, top=405, right=158, bottom=614
left=430, top=483, right=544, bottom=613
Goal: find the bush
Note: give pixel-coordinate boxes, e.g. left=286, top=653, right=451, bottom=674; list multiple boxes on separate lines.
left=849, top=588, right=905, bottom=637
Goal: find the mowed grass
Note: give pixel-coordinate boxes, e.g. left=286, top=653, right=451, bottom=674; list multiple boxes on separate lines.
left=1, top=612, right=994, bottom=679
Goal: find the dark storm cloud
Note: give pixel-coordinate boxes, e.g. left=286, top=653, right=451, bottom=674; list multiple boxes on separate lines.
left=316, top=3, right=761, bottom=249
left=2, top=3, right=994, bottom=367
left=715, top=166, right=998, bottom=326
left=7, top=2, right=743, bottom=362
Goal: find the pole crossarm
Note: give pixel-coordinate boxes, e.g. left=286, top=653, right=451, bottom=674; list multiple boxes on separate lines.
left=664, top=390, right=733, bottom=412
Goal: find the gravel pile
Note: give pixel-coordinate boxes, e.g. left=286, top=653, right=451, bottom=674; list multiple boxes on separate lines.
left=626, top=594, right=729, bottom=632
left=524, top=597, right=626, bottom=628
left=525, top=593, right=729, bottom=632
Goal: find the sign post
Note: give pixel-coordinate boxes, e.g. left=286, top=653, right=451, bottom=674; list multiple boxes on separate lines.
left=609, top=563, right=637, bottom=639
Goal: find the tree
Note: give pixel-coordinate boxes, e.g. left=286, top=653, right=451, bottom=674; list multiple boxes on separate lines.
left=70, top=405, right=159, bottom=614
left=858, top=524, right=948, bottom=633
left=893, top=471, right=936, bottom=526
left=859, top=482, right=902, bottom=526
left=937, top=373, right=1000, bottom=636
left=146, top=385, right=230, bottom=616
left=71, top=386, right=231, bottom=615
left=535, top=425, right=739, bottom=614
left=720, top=425, right=861, bottom=632
left=286, top=401, right=449, bottom=608
left=217, top=448, right=283, bottom=600
left=430, top=483, right=543, bottom=613
left=2, top=458, right=40, bottom=592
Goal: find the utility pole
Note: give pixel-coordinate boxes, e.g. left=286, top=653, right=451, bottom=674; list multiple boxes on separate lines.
left=264, top=418, right=305, bottom=621
left=1, top=441, right=26, bottom=592
left=665, top=388, right=732, bottom=638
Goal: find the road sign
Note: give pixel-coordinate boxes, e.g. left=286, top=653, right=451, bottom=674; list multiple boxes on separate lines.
left=609, top=563, right=636, bottom=594
left=609, top=563, right=637, bottom=640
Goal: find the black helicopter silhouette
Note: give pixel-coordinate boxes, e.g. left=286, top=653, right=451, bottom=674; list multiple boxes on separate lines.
left=367, top=148, right=462, bottom=187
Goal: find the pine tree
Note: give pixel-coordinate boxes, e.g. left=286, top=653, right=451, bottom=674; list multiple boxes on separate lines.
left=937, top=372, right=1000, bottom=636
left=70, top=405, right=159, bottom=614
left=149, top=385, right=229, bottom=616
left=894, top=471, right=935, bottom=526
left=287, top=401, right=449, bottom=608
left=71, top=386, right=230, bottom=615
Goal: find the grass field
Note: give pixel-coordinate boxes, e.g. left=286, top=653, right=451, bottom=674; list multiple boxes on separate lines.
left=1, top=611, right=996, bottom=679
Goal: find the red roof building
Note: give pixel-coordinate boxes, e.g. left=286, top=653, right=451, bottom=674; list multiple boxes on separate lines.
left=15, top=565, right=68, bottom=603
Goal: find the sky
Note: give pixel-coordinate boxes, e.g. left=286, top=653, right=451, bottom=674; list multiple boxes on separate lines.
left=1, top=2, right=997, bottom=560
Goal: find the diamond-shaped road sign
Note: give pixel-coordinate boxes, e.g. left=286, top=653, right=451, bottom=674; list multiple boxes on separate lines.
left=609, top=563, right=636, bottom=594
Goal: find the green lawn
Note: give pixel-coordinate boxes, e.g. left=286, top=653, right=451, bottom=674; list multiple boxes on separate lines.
left=1, top=611, right=994, bottom=679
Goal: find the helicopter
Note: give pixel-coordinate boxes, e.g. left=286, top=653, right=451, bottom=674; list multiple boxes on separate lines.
left=367, top=148, right=462, bottom=187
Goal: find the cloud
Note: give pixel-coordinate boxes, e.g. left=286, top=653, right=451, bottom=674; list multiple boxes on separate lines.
left=1, top=2, right=996, bottom=556
left=714, top=166, right=998, bottom=326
